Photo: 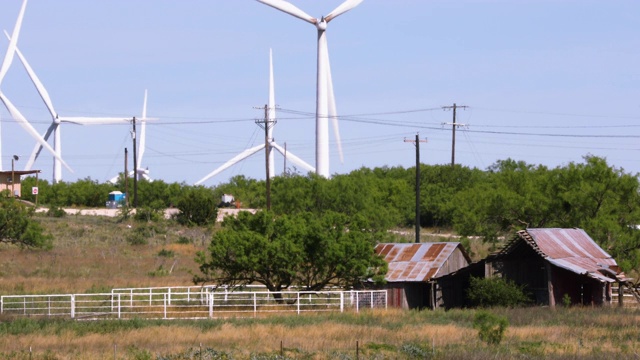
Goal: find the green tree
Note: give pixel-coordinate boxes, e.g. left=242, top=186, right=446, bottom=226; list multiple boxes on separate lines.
left=175, top=186, right=218, bottom=226
left=195, top=211, right=387, bottom=299
left=0, top=196, right=52, bottom=248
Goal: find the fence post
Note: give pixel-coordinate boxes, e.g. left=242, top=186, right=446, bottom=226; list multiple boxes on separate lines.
left=209, top=293, right=213, bottom=318
left=340, top=292, right=344, bottom=313
left=48, top=297, right=51, bottom=316
left=253, top=292, right=257, bottom=317
left=168, top=288, right=172, bottom=306
left=1, top=296, right=3, bottom=314
left=163, top=293, right=167, bottom=319
left=118, top=294, right=121, bottom=319
left=297, top=292, right=300, bottom=315
left=356, top=292, right=359, bottom=313
left=370, top=291, right=374, bottom=309
left=70, top=295, right=76, bottom=319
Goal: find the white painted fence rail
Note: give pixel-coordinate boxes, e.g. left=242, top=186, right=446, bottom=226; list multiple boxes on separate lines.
left=0, top=290, right=386, bottom=320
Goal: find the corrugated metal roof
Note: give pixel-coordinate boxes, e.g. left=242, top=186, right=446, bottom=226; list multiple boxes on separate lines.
left=375, top=242, right=467, bottom=282
left=520, top=228, right=619, bottom=283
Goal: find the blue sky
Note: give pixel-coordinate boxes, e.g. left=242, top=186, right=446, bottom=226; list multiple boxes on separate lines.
left=1, top=0, right=638, bottom=186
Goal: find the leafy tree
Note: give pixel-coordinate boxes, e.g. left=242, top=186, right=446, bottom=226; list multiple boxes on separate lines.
left=195, top=211, right=387, bottom=300
left=0, top=196, right=52, bottom=249
left=175, top=186, right=218, bottom=226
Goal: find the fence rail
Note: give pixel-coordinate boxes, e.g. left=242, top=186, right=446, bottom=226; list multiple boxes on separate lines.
left=1, top=290, right=386, bottom=320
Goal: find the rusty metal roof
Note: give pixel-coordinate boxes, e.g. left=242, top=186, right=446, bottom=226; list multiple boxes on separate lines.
left=375, top=242, right=469, bottom=282
left=518, top=228, right=619, bottom=283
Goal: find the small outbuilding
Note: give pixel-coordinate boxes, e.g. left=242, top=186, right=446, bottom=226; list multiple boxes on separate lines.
left=0, top=170, right=40, bottom=197
left=374, top=242, right=471, bottom=309
left=439, top=228, right=626, bottom=308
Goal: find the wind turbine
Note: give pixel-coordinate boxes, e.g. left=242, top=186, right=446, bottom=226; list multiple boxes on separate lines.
left=195, top=49, right=314, bottom=186
left=0, top=0, right=71, bottom=173
left=5, top=32, right=131, bottom=183
left=256, top=0, right=363, bottom=177
left=108, top=89, right=152, bottom=183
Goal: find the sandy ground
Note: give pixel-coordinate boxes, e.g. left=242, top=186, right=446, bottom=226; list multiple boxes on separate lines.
left=35, top=207, right=256, bottom=222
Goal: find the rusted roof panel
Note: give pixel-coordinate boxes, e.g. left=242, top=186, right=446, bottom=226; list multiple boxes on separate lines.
left=526, top=228, right=612, bottom=260
left=375, top=242, right=468, bottom=282
left=522, top=228, right=619, bottom=283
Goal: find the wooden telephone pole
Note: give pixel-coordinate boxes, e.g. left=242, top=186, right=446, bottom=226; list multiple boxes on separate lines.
left=442, top=103, right=468, bottom=167
left=404, top=134, right=427, bottom=243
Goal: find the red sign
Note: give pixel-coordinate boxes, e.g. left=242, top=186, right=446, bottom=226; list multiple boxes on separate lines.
left=32, top=187, right=39, bottom=195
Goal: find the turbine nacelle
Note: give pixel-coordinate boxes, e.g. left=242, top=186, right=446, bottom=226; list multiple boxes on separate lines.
left=316, top=18, right=327, bottom=31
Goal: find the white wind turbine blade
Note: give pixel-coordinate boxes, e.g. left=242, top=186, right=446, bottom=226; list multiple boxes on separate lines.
left=0, top=93, right=72, bottom=172
left=325, top=43, right=343, bottom=164
left=271, top=142, right=315, bottom=173
left=0, top=0, right=27, bottom=87
left=6, top=31, right=57, bottom=118
left=256, top=0, right=317, bottom=24
left=325, top=0, right=364, bottom=22
left=57, top=117, right=131, bottom=125
left=137, top=90, right=147, bottom=168
left=195, top=144, right=265, bottom=185
left=25, top=122, right=55, bottom=170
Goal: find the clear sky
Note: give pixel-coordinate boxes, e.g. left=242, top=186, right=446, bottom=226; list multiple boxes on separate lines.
left=1, top=0, right=639, bottom=186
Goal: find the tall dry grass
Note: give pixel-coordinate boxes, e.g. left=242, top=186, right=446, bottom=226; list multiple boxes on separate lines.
left=0, top=213, right=211, bottom=295
left=0, top=308, right=639, bottom=359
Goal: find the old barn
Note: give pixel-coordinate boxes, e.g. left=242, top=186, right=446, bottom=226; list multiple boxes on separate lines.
left=375, top=242, right=471, bottom=309
left=438, top=228, right=625, bottom=308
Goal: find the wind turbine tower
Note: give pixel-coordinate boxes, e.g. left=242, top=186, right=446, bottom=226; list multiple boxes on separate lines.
left=257, top=0, right=363, bottom=178
left=195, top=49, right=314, bottom=185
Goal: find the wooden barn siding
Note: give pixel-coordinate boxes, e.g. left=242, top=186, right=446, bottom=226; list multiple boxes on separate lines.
left=435, top=248, right=470, bottom=278
left=383, top=283, right=431, bottom=309
left=436, top=262, right=485, bottom=309
left=548, top=265, right=611, bottom=306
left=484, top=242, right=550, bottom=305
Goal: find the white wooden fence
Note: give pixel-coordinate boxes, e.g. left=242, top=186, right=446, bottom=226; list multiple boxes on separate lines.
left=0, top=289, right=387, bottom=320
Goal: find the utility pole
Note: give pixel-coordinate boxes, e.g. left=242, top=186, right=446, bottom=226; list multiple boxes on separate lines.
left=442, top=103, right=468, bottom=167
left=124, top=148, right=129, bottom=207
left=255, top=105, right=276, bottom=210
left=131, top=117, right=138, bottom=208
left=404, top=134, right=427, bottom=243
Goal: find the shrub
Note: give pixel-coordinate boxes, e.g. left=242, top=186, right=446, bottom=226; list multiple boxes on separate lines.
left=134, top=206, right=162, bottom=222
left=473, top=310, right=508, bottom=345
left=176, top=236, right=192, bottom=244
left=467, top=276, right=530, bottom=307
left=46, top=206, right=66, bottom=218
left=158, top=248, right=175, bottom=258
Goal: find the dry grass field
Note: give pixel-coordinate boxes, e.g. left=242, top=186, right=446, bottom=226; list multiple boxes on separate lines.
left=1, top=213, right=639, bottom=359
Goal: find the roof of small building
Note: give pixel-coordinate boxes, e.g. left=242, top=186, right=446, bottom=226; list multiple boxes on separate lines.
left=498, top=228, right=621, bottom=283
left=0, top=170, right=41, bottom=176
left=375, top=242, right=471, bottom=283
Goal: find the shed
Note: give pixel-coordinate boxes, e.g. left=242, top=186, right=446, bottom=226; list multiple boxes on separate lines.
left=0, top=170, right=40, bottom=197
left=374, top=242, right=471, bottom=309
left=482, top=228, right=623, bottom=307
